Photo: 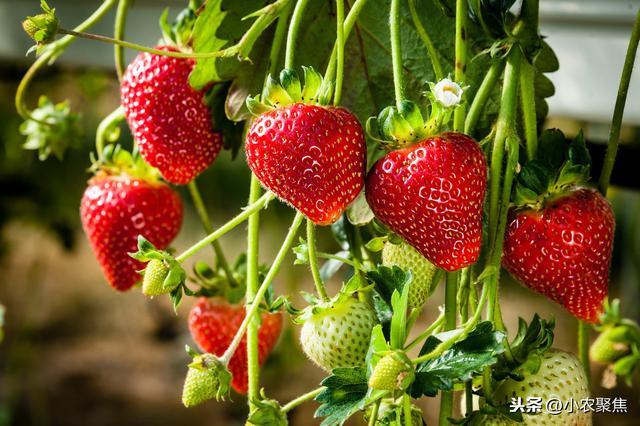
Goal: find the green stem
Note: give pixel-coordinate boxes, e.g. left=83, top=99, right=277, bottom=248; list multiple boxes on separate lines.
left=334, top=0, right=346, bottom=105
left=323, top=0, right=369, bottom=83
left=285, top=0, right=312, bottom=68
left=187, top=181, right=236, bottom=288
left=405, top=313, right=445, bottom=350
left=403, top=394, right=412, bottom=426
left=95, top=106, right=125, bottom=160
left=439, top=271, right=458, bottom=425
left=408, top=0, right=443, bottom=80
left=488, top=47, right=521, bottom=249
left=57, top=28, right=231, bottom=58
left=219, top=211, right=305, bottom=365
left=520, top=60, right=537, bottom=160
left=578, top=320, right=591, bottom=386
left=464, top=380, right=473, bottom=417
left=269, top=0, right=293, bottom=74
left=317, top=252, right=361, bottom=269
left=598, top=9, right=640, bottom=194
left=114, top=0, right=130, bottom=80
left=412, top=282, right=489, bottom=365
left=246, top=175, right=262, bottom=403
left=389, top=0, right=404, bottom=107
left=453, top=0, right=468, bottom=132
left=15, top=0, right=118, bottom=120
left=281, top=386, right=323, bottom=413
left=521, top=0, right=540, bottom=32
left=368, top=399, right=381, bottom=426
left=175, top=192, right=274, bottom=263
left=307, top=219, right=329, bottom=301
left=464, top=60, right=503, bottom=135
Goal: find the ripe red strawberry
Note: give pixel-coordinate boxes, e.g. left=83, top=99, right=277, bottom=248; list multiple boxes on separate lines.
left=245, top=103, right=366, bottom=225
left=188, top=298, right=282, bottom=394
left=503, top=188, right=614, bottom=322
left=121, top=46, right=222, bottom=185
left=80, top=174, right=183, bottom=291
left=366, top=132, right=487, bottom=271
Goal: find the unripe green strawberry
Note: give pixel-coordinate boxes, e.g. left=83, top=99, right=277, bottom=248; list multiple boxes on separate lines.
left=590, top=326, right=631, bottom=364
left=142, top=259, right=170, bottom=296
left=382, top=240, right=436, bottom=309
left=299, top=296, right=378, bottom=372
left=369, top=351, right=415, bottom=391
left=181, top=353, right=231, bottom=407
left=492, top=349, right=591, bottom=426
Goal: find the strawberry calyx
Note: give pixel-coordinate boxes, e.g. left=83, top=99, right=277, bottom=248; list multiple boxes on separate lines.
left=512, top=129, right=592, bottom=211
left=130, top=236, right=186, bottom=297
left=181, top=345, right=232, bottom=406
left=158, top=0, right=200, bottom=50
left=366, top=79, right=465, bottom=150
left=22, top=0, right=59, bottom=53
left=246, top=389, right=287, bottom=426
left=246, top=67, right=333, bottom=115
left=89, top=144, right=161, bottom=183
left=492, top=314, right=555, bottom=382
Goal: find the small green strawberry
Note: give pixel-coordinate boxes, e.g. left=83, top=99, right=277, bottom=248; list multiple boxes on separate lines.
left=382, top=240, right=436, bottom=309
left=590, top=325, right=631, bottom=364
left=369, top=350, right=415, bottom=391
left=299, top=295, right=378, bottom=372
left=181, top=352, right=232, bottom=407
left=142, top=259, right=170, bottom=296
left=492, top=349, right=591, bottom=426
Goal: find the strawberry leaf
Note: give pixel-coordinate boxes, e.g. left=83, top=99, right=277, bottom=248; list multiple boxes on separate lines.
left=315, top=367, right=369, bottom=426
left=410, top=321, right=506, bottom=397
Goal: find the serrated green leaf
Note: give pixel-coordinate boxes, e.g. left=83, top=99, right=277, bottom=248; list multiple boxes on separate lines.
left=315, top=367, right=368, bottom=426
left=411, top=322, right=506, bottom=398
left=366, top=266, right=411, bottom=306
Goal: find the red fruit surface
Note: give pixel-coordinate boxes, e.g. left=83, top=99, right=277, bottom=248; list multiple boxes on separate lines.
left=366, top=132, right=487, bottom=271
left=188, top=298, right=283, bottom=394
left=245, top=103, right=366, bottom=225
left=80, top=175, right=183, bottom=291
left=502, top=188, right=614, bottom=322
left=121, top=46, right=222, bottom=185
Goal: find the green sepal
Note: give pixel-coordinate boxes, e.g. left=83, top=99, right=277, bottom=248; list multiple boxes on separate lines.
left=301, top=66, right=323, bottom=101
left=389, top=285, right=411, bottom=349
left=20, top=96, right=82, bottom=161
left=22, top=0, right=59, bottom=50
left=365, top=237, right=388, bottom=253
left=182, top=352, right=232, bottom=406
left=246, top=66, right=333, bottom=116
left=367, top=100, right=428, bottom=150
left=247, top=389, right=288, bottom=426
left=159, top=1, right=198, bottom=48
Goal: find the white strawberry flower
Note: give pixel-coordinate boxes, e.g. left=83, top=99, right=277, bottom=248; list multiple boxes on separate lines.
left=433, top=78, right=464, bottom=108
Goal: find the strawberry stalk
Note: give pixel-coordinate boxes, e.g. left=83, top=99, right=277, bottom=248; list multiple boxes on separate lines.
left=113, top=0, right=130, bottom=80
left=464, top=60, right=503, bottom=134
left=16, top=0, right=118, bottom=122
left=187, top=180, right=236, bottom=288
left=439, top=271, right=459, bottom=425
left=404, top=313, right=445, bottom=351
left=284, top=0, right=311, bottom=68
left=175, top=192, right=275, bottom=263
left=307, top=220, right=330, bottom=301
left=334, top=0, right=345, bottom=105
left=519, top=61, right=537, bottom=160
left=488, top=47, right=521, bottom=255
left=245, top=175, right=262, bottom=403
left=323, top=0, right=369, bottom=84
left=281, top=387, right=323, bottom=413
left=95, top=106, right=125, bottom=161
left=389, top=0, right=404, bottom=107
left=219, top=212, right=304, bottom=366
left=452, top=0, right=468, bottom=132
left=408, top=0, right=443, bottom=81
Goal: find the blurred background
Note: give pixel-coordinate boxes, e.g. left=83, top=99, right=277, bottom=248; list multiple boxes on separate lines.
left=0, top=0, right=639, bottom=425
